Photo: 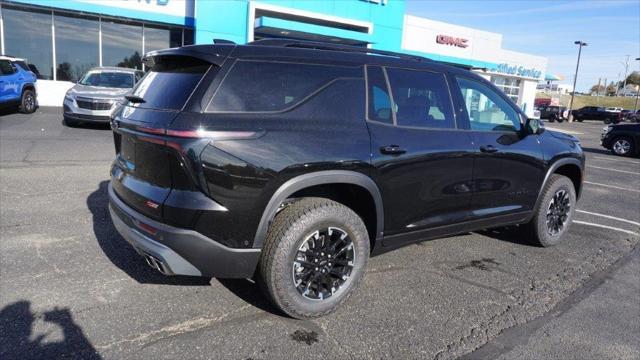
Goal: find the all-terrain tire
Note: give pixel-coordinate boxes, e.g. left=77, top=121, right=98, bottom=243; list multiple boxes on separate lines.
left=258, top=197, right=370, bottom=319
left=522, top=174, right=576, bottom=247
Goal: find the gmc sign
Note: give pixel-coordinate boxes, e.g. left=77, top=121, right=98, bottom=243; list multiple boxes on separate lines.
left=436, top=35, right=469, bottom=48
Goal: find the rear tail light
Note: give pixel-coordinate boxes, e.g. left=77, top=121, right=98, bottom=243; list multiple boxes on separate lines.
left=133, top=219, right=158, bottom=236
left=136, top=125, right=258, bottom=140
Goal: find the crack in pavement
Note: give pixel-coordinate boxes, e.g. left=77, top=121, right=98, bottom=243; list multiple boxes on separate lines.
left=95, top=304, right=253, bottom=351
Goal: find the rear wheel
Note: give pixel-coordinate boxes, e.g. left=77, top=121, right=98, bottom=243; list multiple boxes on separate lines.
left=548, top=115, right=556, bottom=123
left=556, top=116, right=564, bottom=123
left=604, top=118, right=611, bottom=124
left=19, top=89, right=36, bottom=114
left=258, top=197, right=370, bottom=319
left=522, top=174, right=576, bottom=247
left=611, top=136, right=634, bottom=157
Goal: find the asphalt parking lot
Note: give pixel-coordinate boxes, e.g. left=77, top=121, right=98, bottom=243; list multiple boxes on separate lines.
left=1, top=108, right=638, bottom=359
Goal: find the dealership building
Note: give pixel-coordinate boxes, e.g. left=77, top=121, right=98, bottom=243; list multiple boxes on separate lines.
left=0, top=0, right=548, bottom=115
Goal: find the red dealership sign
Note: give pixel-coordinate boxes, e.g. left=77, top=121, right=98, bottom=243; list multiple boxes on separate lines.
left=436, top=35, right=469, bottom=48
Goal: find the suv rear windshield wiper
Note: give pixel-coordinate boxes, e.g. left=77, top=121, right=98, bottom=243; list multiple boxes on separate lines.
left=125, top=94, right=146, bottom=103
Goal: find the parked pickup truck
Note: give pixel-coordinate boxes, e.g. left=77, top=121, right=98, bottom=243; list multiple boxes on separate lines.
left=571, top=106, right=621, bottom=124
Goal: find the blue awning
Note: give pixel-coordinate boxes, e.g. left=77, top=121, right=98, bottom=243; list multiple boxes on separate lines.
left=254, top=16, right=370, bottom=46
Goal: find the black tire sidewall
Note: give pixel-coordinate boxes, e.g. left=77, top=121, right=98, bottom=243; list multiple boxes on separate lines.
left=263, top=199, right=369, bottom=318
left=533, top=176, right=576, bottom=247
left=20, top=90, right=36, bottom=114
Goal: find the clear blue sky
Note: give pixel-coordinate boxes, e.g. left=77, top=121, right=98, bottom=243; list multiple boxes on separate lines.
left=405, top=0, right=640, bottom=92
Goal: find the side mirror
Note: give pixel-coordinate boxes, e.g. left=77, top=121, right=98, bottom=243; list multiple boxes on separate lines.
left=526, top=118, right=545, bottom=135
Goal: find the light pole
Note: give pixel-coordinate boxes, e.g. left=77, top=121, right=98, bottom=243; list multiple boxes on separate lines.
left=634, top=57, right=639, bottom=112
left=568, top=41, right=587, bottom=122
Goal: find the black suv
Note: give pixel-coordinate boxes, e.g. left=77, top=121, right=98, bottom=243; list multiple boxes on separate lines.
left=601, top=123, right=640, bottom=156
left=108, top=40, right=585, bottom=318
left=539, top=105, right=567, bottom=122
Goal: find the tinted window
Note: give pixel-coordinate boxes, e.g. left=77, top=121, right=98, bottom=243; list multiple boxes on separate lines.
left=79, top=72, right=134, bottom=88
left=0, top=60, right=14, bottom=75
left=456, top=76, right=521, bottom=132
left=386, top=68, right=455, bottom=129
left=15, top=61, right=30, bottom=72
left=3, top=6, right=53, bottom=79
left=366, top=66, right=393, bottom=124
left=54, top=14, right=99, bottom=82
left=129, top=56, right=210, bottom=110
left=208, top=61, right=361, bottom=112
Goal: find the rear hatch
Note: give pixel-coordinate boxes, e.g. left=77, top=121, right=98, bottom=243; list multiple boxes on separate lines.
left=110, top=50, right=223, bottom=221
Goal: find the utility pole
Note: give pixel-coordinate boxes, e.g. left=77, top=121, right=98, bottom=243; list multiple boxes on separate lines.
left=568, top=41, right=587, bottom=121
left=634, top=58, right=640, bottom=112
left=603, top=77, right=607, bottom=97
left=616, top=72, right=621, bottom=96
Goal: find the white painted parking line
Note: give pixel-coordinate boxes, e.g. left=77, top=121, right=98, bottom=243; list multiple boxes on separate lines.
left=593, top=156, right=640, bottom=164
left=573, top=220, right=639, bottom=236
left=544, top=127, right=583, bottom=135
left=584, top=181, right=640, bottom=193
left=587, top=165, right=640, bottom=175
left=576, top=210, right=640, bottom=227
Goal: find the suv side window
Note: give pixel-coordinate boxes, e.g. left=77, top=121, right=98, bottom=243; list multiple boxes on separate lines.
left=386, top=68, right=455, bottom=129
left=208, top=60, right=360, bottom=112
left=0, top=60, right=15, bottom=75
left=366, top=66, right=393, bottom=124
left=456, top=76, right=521, bottom=132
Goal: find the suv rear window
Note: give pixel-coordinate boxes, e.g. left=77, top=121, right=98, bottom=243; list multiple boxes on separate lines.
left=129, top=55, right=211, bottom=110
left=207, top=60, right=361, bottom=112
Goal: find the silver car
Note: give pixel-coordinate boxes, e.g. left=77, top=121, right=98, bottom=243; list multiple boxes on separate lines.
left=63, top=67, right=144, bottom=126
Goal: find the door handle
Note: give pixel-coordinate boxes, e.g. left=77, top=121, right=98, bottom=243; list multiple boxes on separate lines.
left=479, top=145, right=499, bottom=153
left=380, top=145, right=407, bottom=155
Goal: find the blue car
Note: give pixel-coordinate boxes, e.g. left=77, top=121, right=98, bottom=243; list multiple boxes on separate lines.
left=0, top=55, right=37, bottom=113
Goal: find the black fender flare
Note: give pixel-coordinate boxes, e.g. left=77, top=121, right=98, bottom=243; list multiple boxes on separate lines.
left=530, top=157, right=583, bottom=220
left=252, top=170, right=384, bottom=248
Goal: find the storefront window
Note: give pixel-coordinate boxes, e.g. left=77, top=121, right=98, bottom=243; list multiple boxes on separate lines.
left=144, top=26, right=183, bottom=53
left=54, top=14, right=99, bottom=82
left=490, top=75, right=521, bottom=103
left=184, top=29, right=194, bottom=46
left=2, top=6, right=53, bottom=80
left=102, top=20, right=143, bottom=69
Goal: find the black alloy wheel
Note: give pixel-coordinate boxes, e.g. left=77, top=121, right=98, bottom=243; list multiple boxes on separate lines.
left=293, top=227, right=355, bottom=300
left=546, top=189, right=571, bottom=236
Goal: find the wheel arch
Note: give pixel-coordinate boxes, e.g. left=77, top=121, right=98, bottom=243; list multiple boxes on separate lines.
left=21, top=83, right=36, bottom=94
left=540, top=158, right=584, bottom=203
left=253, top=170, right=384, bottom=250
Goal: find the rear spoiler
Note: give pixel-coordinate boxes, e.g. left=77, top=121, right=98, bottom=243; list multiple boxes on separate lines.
left=143, top=44, right=235, bottom=67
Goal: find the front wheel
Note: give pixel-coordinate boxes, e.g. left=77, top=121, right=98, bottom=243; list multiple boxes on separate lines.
left=258, top=197, right=370, bottom=319
left=522, top=174, right=576, bottom=247
left=611, top=137, right=634, bottom=157
left=19, top=89, right=36, bottom=114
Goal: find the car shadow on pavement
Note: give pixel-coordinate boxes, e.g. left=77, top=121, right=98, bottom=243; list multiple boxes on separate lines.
left=216, top=279, right=284, bottom=315
left=60, top=118, right=111, bottom=130
left=0, top=301, right=101, bottom=360
left=476, top=226, right=540, bottom=247
left=580, top=146, right=611, bottom=156
left=88, top=181, right=210, bottom=286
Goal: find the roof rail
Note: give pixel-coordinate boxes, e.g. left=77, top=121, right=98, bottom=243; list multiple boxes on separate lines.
left=249, top=38, right=430, bottom=62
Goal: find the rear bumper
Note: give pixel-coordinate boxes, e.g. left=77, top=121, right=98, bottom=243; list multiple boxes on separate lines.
left=108, top=183, right=261, bottom=278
